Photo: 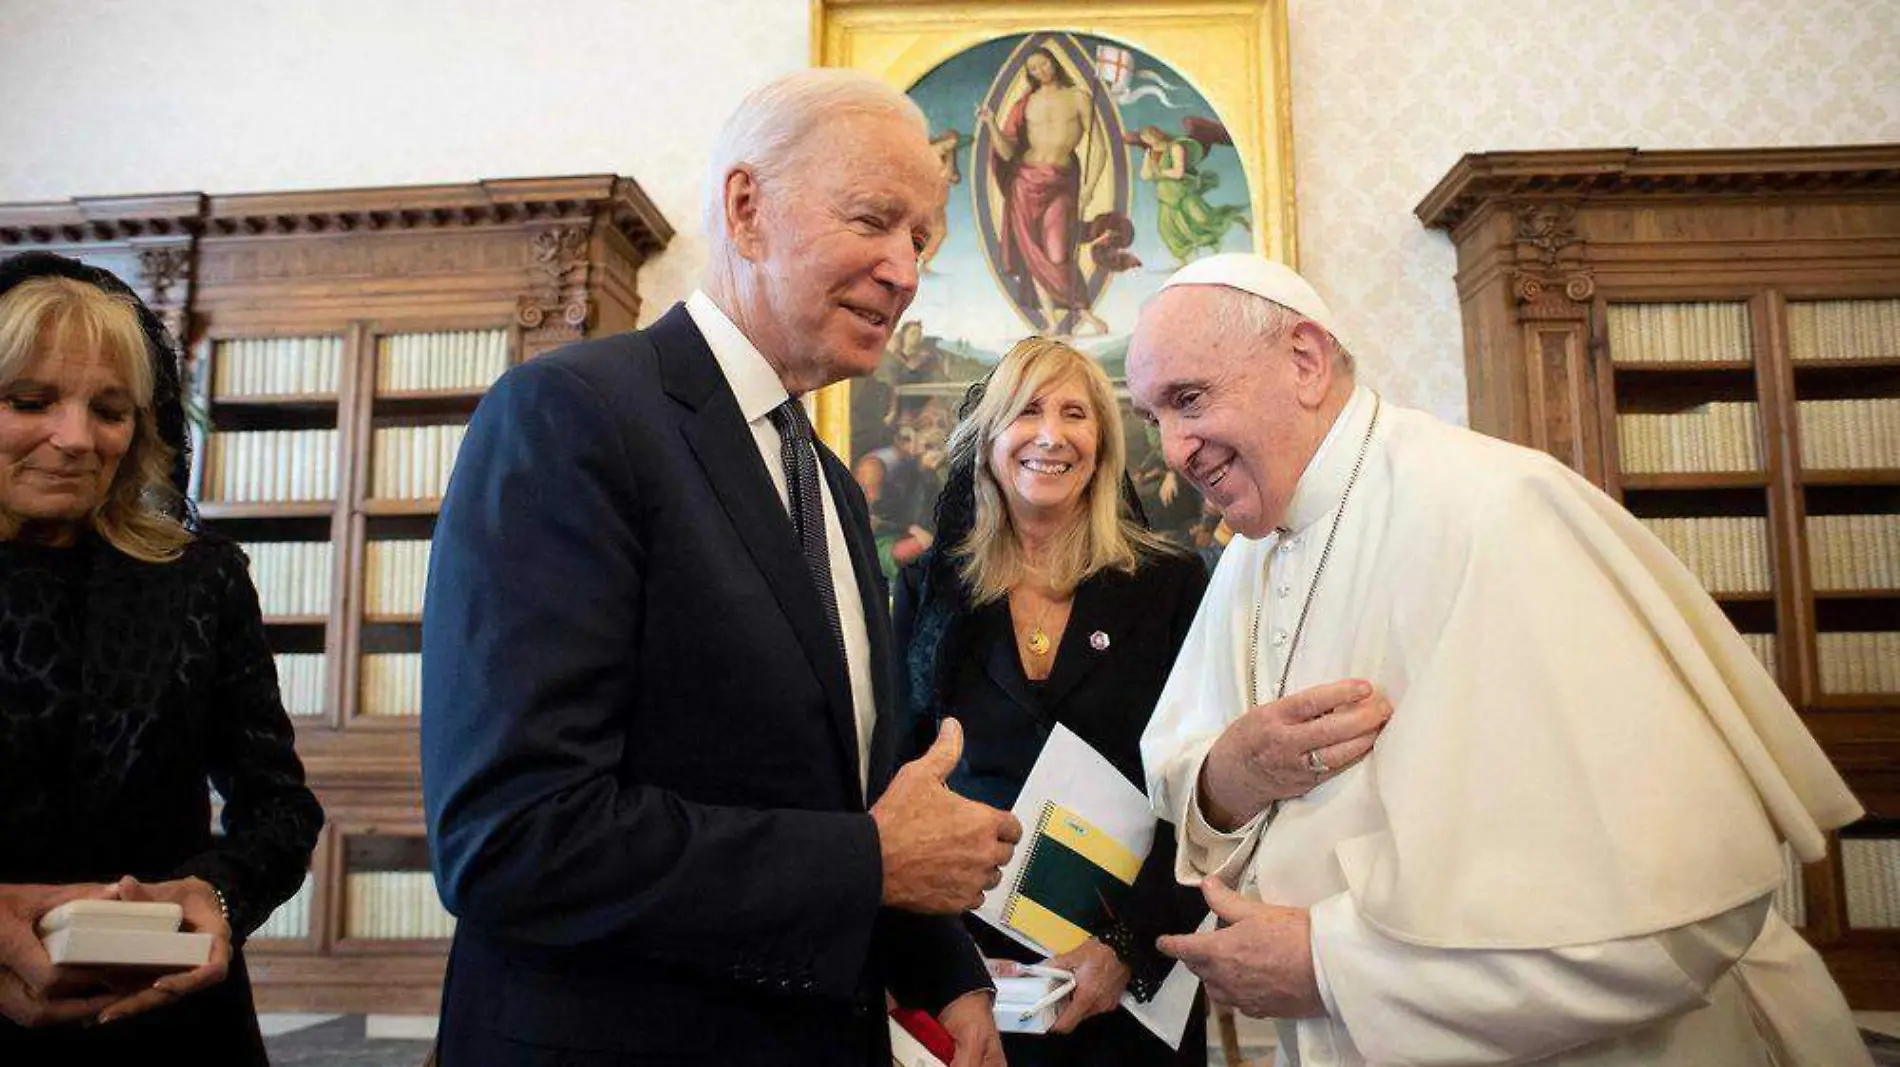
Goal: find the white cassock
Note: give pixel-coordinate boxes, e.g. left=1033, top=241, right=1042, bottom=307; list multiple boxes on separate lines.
left=1142, top=385, right=1871, bottom=1067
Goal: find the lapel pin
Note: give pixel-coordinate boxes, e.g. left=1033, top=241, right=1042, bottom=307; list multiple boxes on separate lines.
left=1089, top=630, right=1110, bottom=651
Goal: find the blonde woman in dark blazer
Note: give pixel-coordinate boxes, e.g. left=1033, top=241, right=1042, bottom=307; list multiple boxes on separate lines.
left=894, top=337, right=1208, bottom=1066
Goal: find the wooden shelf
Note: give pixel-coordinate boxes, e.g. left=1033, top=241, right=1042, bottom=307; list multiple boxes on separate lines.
left=1802, top=470, right=1900, bottom=487
left=197, top=501, right=336, bottom=520
left=374, top=386, right=488, bottom=401
left=332, top=938, right=452, bottom=956
left=363, top=613, right=424, bottom=625
left=1711, top=591, right=1776, bottom=604
left=1808, top=694, right=1900, bottom=711
left=1791, top=358, right=1900, bottom=371
left=1612, top=361, right=1757, bottom=374
left=261, top=614, right=328, bottom=627
left=1619, top=472, right=1769, bottom=490
left=210, top=392, right=340, bottom=408
left=360, top=498, right=443, bottom=516
left=1423, top=145, right=1900, bottom=1007
left=371, top=389, right=488, bottom=416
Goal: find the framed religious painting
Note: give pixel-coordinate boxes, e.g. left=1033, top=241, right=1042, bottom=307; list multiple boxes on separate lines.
left=812, top=0, right=1296, bottom=575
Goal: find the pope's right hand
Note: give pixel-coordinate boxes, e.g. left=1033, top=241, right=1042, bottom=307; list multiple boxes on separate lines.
left=1198, top=680, right=1391, bottom=831
left=873, top=719, right=1023, bottom=914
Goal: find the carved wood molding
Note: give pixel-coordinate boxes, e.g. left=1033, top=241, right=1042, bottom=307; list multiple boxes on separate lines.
left=0, top=177, right=674, bottom=258
left=515, top=223, right=595, bottom=342
left=1416, top=144, right=1900, bottom=232
left=0, top=194, right=204, bottom=247
left=135, top=245, right=194, bottom=345
left=1508, top=202, right=1594, bottom=321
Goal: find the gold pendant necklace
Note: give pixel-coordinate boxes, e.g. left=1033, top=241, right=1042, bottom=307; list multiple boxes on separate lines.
left=1016, top=584, right=1059, bottom=657
left=1025, top=627, right=1052, bottom=657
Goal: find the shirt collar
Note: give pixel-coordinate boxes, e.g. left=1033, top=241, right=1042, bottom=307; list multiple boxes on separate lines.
left=686, top=289, right=793, bottom=424
left=1280, top=383, right=1373, bottom=535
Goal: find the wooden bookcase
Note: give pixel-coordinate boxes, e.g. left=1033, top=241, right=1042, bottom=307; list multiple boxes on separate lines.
left=1418, top=144, right=1900, bottom=1008
left=0, top=177, right=674, bottom=1013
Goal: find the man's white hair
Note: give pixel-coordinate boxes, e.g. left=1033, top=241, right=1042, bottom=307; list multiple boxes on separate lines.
left=1205, top=286, right=1357, bottom=375
left=702, top=68, right=931, bottom=244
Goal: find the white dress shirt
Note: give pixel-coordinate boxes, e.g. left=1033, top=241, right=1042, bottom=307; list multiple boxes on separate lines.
left=686, top=291, right=877, bottom=792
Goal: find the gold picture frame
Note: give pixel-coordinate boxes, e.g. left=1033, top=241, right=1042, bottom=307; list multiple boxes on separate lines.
left=810, top=0, right=1297, bottom=456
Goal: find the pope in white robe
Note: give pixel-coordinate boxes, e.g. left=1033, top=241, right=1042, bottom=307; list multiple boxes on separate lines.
left=1127, top=254, right=1871, bottom=1067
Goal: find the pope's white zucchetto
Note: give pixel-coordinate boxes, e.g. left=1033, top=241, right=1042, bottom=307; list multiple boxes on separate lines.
left=1159, top=253, right=1345, bottom=349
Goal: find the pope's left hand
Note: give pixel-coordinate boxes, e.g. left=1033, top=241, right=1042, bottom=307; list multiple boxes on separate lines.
left=1156, top=877, right=1323, bottom=1020
left=96, top=876, right=231, bottom=1025
left=938, top=989, right=1006, bottom=1067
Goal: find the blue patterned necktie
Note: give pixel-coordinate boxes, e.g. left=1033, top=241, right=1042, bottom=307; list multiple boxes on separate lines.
left=768, top=398, right=847, bottom=669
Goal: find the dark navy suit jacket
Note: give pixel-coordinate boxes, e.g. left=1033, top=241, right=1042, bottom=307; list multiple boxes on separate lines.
left=422, top=305, right=987, bottom=1066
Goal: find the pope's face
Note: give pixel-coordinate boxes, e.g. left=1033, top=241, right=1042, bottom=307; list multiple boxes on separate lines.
left=737, top=112, right=945, bottom=392
left=1128, top=288, right=1318, bottom=538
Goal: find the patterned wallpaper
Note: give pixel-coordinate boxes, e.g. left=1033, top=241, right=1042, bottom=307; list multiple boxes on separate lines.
left=1288, top=0, right=1900, bottom=420
left=1, top=0, right=1895, bottom=422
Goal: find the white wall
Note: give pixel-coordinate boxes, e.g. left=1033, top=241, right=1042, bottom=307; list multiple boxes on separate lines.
left=4, top=0, right=1896, bottom=420
left=1289, top=0, right=1900, bottom=419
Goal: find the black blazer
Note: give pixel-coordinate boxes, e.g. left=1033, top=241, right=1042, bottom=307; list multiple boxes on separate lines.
left=894, top=546, right=1210, bottom=1058
left=422, top=306, right=986, bottom=1067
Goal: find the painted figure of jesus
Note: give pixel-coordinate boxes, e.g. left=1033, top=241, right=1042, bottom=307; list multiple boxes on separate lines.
left=977, top=48, right=1109, bottom=336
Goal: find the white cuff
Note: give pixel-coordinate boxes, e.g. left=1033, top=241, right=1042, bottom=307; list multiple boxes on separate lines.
left=1177, top=742, right=1268, bottom=887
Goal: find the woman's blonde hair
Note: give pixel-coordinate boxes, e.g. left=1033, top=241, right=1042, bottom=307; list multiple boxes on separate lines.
left=949, top=337, right=1172, bottom=605
left=0, top=276, right=190, bottom=561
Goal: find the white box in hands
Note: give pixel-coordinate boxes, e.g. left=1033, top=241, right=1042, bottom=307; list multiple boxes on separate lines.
left=37, top=900, right=212, bottom=970
left=992, top=973, right=1070, bottom=1035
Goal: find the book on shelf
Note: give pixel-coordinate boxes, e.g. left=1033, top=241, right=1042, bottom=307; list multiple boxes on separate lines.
left=1636, top=516, right=1771, bottom=594
left=240, top=540, right=333, bottom=616
left=360, top=653, right=422, bottom=717
left=272, top=653, right=328, bottom=718
left=1607, top=302, right=1751, bottom=364
left=364, top=540, right=432, bottom=616
left=344, top=870, right=456, bottom=939
left=370, top=424, right=468, bottom=500
left=376, top=329, right=511, bottom=393
left=203, top=429, right=338, bottom=504
left=1737, top=633, right=1777, bottom=678
left=1807, top=514, right=1900, bottom=591
left=1616, top=402, right=1761, bottom=475
left=1841, top=837, right=1900, bottom=930
left=1787, top=298, right=1900, bottom=362
left=252, top=875, right=315, bottom=940
left=212, top=336, right=343, bottom=398
left=1816, top=632, right=1900, bottom=695
left=1797, top=399, right=1900, bottom=470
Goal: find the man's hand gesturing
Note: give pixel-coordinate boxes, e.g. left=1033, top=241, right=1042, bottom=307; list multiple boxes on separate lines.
left=872, top=720, right=1022, bottom=914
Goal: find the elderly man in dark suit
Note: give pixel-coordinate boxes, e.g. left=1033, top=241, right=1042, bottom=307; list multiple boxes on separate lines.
left=421, top=69, right=1022, bottom=1067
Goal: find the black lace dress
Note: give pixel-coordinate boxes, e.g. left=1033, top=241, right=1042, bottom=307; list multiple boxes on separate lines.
left=0, top=534, right=323, bottom=1062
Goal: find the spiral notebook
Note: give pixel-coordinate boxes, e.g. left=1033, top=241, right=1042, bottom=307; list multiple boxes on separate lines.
left=1002, top=800, right=1142, bottom=954
left=972, top=724, right=1207, bottom=1050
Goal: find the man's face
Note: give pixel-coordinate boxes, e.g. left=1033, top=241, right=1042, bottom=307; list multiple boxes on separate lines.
left=1026, top=53, right=1056, bottom=86
left=735, top=112, right=945, bottom=391
left=1127, top=288, right=1321, bottom=538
